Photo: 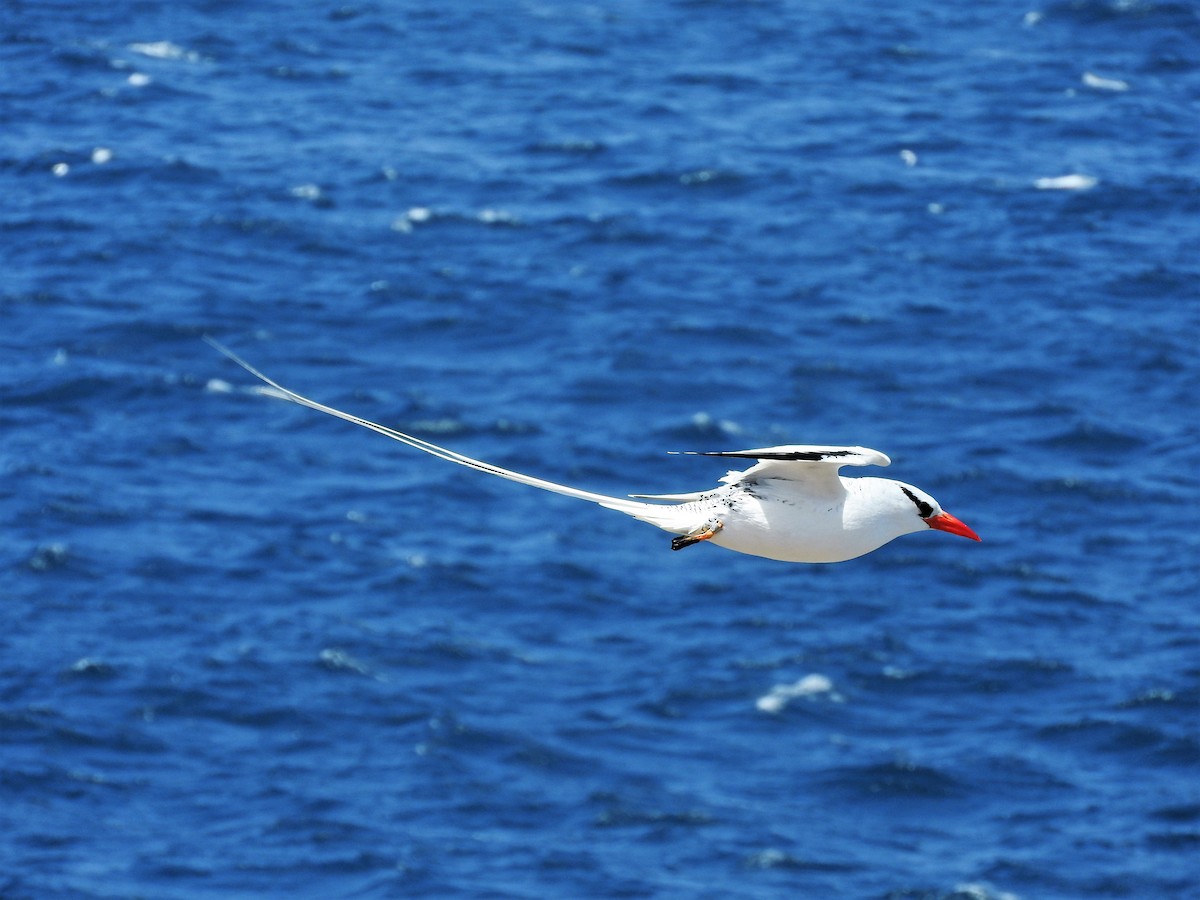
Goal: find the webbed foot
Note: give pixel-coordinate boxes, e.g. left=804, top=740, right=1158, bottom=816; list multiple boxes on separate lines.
left=671, top=519, right=724, bottom=551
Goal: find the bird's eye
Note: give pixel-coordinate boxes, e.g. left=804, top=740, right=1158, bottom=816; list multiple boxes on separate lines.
left=900, top=486, right=935, bottom=519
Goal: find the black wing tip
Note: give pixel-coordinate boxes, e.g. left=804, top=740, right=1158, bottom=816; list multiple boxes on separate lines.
left=684, top=449, right=859, bottom=461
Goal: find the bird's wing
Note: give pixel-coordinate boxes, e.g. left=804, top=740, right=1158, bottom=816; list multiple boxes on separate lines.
left=675, top=445, right=890, bottom=488
left=680, top=445, right=890, bottom=466
left=204, top=338, right=693, bottom=531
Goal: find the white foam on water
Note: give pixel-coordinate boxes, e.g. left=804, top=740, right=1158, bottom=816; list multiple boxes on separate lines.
left=756, top=673, right=838, bottom=713
left=128, top=41, right=201, bottom=62
left=393, top=207, right=433, bottom=232
left=129, top=41, right=181, bottom=59
left=1034, top=174, right=1097, bottom=191
left=478, top=208, right=517, bottom=225
left=319, top=648, right=382, bottom=680
left=954, top=883, right=1020, bottom=900
left=690, top=411, right=742, bottom=436
left=1082, top=71, right=1129, bottom=92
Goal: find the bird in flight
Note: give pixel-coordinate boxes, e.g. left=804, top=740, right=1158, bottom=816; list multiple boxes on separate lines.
left=207, top=338, right=980, bottom=563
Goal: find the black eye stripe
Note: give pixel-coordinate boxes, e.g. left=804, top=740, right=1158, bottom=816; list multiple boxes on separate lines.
left=900, top=486, right=934, bottom=518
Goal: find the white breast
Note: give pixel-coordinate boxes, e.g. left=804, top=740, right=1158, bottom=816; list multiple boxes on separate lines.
left=706, top=477, right=922, bottom=563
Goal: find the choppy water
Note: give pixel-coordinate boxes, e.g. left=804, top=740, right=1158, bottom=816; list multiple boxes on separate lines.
left=4, top=2, right=1200, bottom=898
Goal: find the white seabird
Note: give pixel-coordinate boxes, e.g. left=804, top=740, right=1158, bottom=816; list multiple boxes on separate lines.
left=207, top=339, right=980, bottom=563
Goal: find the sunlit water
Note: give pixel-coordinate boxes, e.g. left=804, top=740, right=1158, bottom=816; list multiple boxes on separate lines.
left=4, top=3, right=1199, bottom=898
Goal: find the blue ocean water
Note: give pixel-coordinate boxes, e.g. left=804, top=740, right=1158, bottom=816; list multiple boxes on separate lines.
left=4, top=1, right=1200, bottom=897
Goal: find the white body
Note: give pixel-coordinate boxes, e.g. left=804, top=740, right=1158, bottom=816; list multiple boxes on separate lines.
left=672, top=476, right=928, bottom=563
left=619, top=454, right=939, bottom=563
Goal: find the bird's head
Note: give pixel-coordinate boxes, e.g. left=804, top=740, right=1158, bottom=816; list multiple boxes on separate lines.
left=896, top=482, right=981, bottom=542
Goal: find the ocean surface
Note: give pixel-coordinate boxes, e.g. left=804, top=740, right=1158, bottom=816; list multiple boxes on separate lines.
left=4, top=2, right=1199, bottom=897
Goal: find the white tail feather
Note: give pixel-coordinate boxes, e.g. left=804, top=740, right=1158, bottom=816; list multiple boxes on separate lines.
left=205, top=338, right=694, bottom=535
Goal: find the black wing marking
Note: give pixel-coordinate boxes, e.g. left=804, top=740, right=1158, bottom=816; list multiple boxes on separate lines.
left=680, top=450, right=859, bottom=461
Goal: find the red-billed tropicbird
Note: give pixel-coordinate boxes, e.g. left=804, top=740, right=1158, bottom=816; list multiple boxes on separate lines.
left=207, top=339, right=980, bottom=563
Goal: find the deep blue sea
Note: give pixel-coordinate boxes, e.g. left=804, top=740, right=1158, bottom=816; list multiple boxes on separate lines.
left=4, top=2, right=1200, bottom=898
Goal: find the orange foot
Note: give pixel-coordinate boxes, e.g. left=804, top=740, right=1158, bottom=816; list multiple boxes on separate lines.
left=671, top=520, right=724, bottom=551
